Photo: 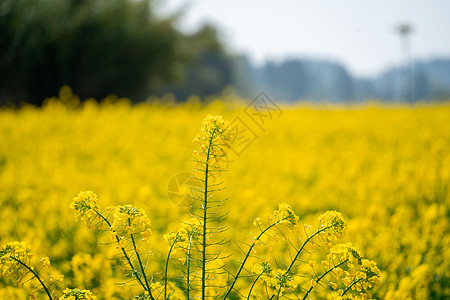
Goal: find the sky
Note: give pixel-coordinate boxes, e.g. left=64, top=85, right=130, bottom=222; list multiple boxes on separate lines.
left=158, top=0, right=450, bottom=77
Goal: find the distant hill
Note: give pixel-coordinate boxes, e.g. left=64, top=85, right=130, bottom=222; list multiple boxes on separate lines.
left=233, top=57, right=450, bottom=102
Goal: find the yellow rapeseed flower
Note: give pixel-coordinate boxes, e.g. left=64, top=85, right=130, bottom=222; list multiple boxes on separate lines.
left=59, top=288, right=96, bottom=300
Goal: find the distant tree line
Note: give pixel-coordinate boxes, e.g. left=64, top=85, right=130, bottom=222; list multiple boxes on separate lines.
left=0, top=0, right=233, bottom=105
left=234, top=57, right=450, bottom=102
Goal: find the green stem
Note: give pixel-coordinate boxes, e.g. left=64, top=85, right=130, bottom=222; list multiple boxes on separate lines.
left=186, top=235, right=193, bottom=300
left=115, top=235, right=150, bottom=294
left=301, top=260, right=348, bottom=300
left=94, top=210, right=155, bottom=300
left=201, top=131, right=215, bottom=299
left=341, top=277, right=363, bottom=297
left=276, top=285, right=283, bottom=299
left=164, top=240, right=176, bottom=299
left=11, top=256, right=53, bottom=300
left=223, top=218, right=287, bottom=299
left=271, top=226, right=331, bottom=299
left=128, top=219, right=152, bottom=295
left=247, top=273, right=262, bottom=300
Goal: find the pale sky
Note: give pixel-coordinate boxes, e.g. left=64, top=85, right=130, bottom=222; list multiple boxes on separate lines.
left=158, top=0, right=450, bottom=77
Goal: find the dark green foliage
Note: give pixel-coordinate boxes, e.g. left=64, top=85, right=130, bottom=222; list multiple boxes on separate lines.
left=161, top=24, right=234, bottom=101
left=0, top=0, right=179, bottom=105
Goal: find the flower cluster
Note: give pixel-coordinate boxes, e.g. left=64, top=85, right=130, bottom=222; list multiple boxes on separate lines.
left=192, top=114, right=232, bottom=166
left=251, top=261, right=273, bottom=282
left=273, top=203, right=299, bottom=227
left=274, top=269, right=298, bottom=294
left=0, top=241, right=34, bottom=277
left=251, top=262, right=298, bottom=295
left=164, top=218, right=203, bottom=250
left=0, top=241, right=63, bottom=298
left=70, top=192, right=153, bottom=244
left=59, top=288, right=96, bottom=300
left=111, top=204, right=152, bottom=236
left=328, top=243, right=381, bottom=299
left=70, top=191, right=99, bottom=229
left=251, top=262, right=298, bottom=296
left=318, top=210, right=347, bottom=242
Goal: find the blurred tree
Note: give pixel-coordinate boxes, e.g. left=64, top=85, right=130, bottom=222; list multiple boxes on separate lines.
left=0, top=0, right=180, bottom=105
left=162, top=24, right=234, bottom=100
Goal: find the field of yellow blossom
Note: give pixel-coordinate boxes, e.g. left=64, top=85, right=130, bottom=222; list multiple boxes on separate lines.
left=0, top=89, right=449, bottom=299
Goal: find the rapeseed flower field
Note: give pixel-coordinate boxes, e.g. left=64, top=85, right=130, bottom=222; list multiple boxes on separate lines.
left=0, top=88, right=448, bottom=299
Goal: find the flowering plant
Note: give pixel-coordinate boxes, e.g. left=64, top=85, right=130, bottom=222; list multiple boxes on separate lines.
left=2, top=115, right=381, bottom=299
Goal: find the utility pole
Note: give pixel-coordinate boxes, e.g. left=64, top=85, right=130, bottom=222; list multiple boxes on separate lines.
left=396, top=23, right=414, bottom=102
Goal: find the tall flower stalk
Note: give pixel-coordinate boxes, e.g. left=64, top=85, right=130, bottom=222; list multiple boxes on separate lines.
left=191, top=115, right=232, bottom=298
